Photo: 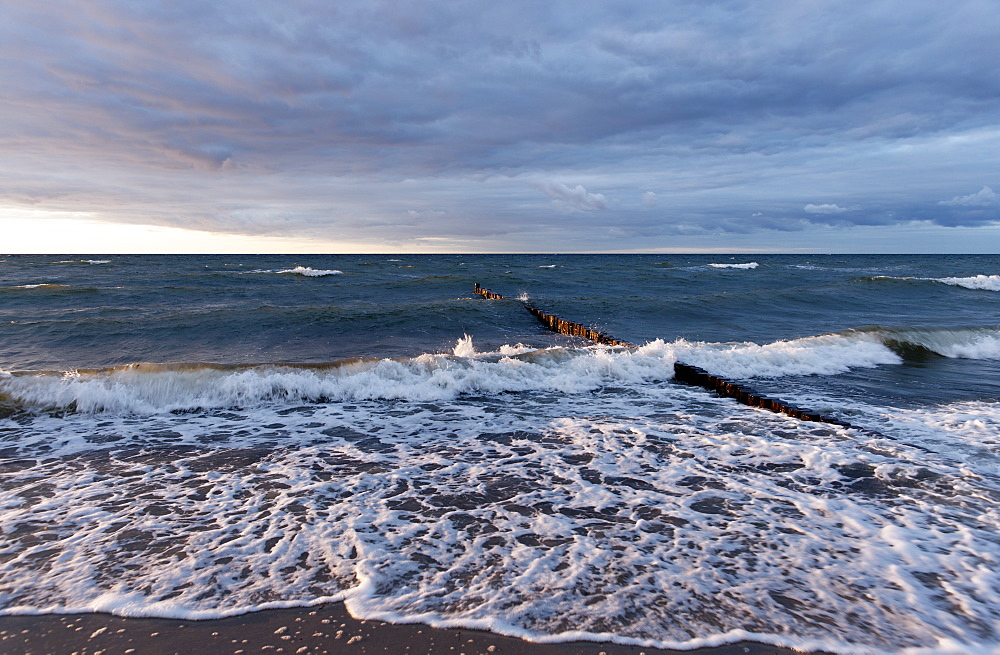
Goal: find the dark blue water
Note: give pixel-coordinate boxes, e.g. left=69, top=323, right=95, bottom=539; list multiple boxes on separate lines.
left=3, top=254, right=998, bottom=364
left=1, top=254, right=998, bottom=653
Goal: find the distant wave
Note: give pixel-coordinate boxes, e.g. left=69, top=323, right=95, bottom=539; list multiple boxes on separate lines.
left=862, top=274, right=1000, bottom=291
left=241, top=266, right=344, bottom=277
left=708, top=262, right=758, bottom=269
left=54, top=259, right=111, bottom=265
left=7, top=284, right=75, bottom=291
left=3, top=284, right=103, bottom=295
left=277, top=266, right=343, bottom=277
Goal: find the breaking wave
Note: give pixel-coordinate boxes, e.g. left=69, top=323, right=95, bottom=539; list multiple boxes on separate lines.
left=937, top=274, right=1000, bottom=291
left=863, top=274, right=1000, bottom=291
left=277, top=266, right=343, bottom=277
left=708, top=262, right=758, bottom=269
left=2, top=327, right=996, bottom=415
left=54, top=259, right=111, bottom=265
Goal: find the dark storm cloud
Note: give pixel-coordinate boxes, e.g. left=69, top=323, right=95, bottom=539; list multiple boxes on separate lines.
left=2, top=0, right=999, bottom=250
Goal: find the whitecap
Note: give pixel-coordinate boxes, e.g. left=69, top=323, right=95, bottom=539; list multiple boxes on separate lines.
left=708, top=262, right=759, bottom=269
left=936, top=274, right=1000, bottom=291
left=276, top=266, right=343, bottom=277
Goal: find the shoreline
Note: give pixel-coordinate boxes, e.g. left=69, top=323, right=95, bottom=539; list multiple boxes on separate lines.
left=0, top=602, right=827, bottom=654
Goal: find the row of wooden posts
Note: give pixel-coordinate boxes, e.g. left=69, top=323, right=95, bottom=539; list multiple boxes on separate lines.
left=478, top=283, right=627, bottom=343
left=474, top=282, right=855, bottom=428
left=672, top=362, right=851, bottom=426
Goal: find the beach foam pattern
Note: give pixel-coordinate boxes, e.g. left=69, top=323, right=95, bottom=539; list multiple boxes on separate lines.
left=1, top=343, right=999, bottom=653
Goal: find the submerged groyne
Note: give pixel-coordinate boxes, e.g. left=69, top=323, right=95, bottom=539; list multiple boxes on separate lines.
left=474, top=282, right=856, bottom=427
left=671, top=362, right=851, bottom=426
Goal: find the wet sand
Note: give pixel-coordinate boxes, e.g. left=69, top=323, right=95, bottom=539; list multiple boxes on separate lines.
left=0, top=602, right=824, bottom=654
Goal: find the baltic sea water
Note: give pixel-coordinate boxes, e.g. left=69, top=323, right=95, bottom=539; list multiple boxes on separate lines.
left=1, top=254, right=998, bottom=653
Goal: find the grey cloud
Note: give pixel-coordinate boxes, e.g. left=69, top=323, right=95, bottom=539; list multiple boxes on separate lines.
left=539, top=182, right=608, bottom=212
left=2, top=0, right=1000, bottom=251
left=804, top=204, right=850, bottom=214
left=939, top=186, right=998, bottom=207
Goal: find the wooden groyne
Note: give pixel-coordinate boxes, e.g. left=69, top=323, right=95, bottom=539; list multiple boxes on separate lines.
left=474, top=282, right=857, bottom=428
left=473, top=283, right=507, bottom=300
left=474, top=284, right=634, bottom=347
left=672, top=362, right=851, bottom=425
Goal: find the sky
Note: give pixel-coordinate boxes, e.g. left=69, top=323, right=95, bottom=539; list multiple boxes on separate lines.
left=2, top=0, right=999, bottom=253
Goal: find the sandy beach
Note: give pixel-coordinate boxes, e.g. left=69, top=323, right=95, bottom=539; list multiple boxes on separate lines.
left=0, top=602, right=820, bottom=655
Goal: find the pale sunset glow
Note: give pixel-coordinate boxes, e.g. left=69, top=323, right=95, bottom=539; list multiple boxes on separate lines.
left=2, top=210, right=387, bottom=254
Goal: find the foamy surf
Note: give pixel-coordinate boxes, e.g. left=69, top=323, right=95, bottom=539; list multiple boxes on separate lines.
left=6, top=328, right=996, bottom=415
left=0, top=331, right=922, bottom=415
left=0, top=340, right=674, bottom=414
left=1, top=381, right=996, bottom=654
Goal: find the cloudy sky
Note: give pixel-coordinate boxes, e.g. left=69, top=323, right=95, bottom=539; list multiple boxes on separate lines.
left=2, top=0, right=999, bottom=253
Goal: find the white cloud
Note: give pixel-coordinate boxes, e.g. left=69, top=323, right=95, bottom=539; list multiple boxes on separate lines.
left=804, top=203, right=850, bottom=214
left=539, top=182, right=607, bottom=212
left=938, top=186, right=998, bottom=207
left=642, top=191, right=659, bottom=207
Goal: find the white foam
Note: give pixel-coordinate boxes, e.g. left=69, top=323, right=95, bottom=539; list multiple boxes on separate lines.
left=452, top=334, right=476, bottom=358
left=2, top=388, right=995, bottom=653
left=0, top=339, right=680, bottom=414
left=538, top=265, right=557, bottom=268
left=53, top=259, right=111, bottom=264
left=873, top=274, right=1000, bottom=292
left=276, top=266, right=343, bottom=277
left=708, top=262, right=758, bottom=269
left=675, top=332, right=901, bottom=378
left=498, top=343, right=534, bottom=356
left=936, top=275, right=1000, bottom=292
left=0, top=332, right=925, bottom=414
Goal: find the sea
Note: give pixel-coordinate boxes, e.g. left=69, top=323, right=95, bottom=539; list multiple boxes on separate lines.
left=1, top=253, right=998, bottom=654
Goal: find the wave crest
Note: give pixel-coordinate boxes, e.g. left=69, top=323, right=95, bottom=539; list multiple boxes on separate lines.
left=860, top=274, right=1000, bottom=291
left=937, top=274, right=1000, bottom=291
left=708, top=262, right=758, bottom=269
left=5, top=327, right=997, bottom=415
left=277, top=266, right=343, bottom=277
left=0, top=340, right=679, bottom=414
